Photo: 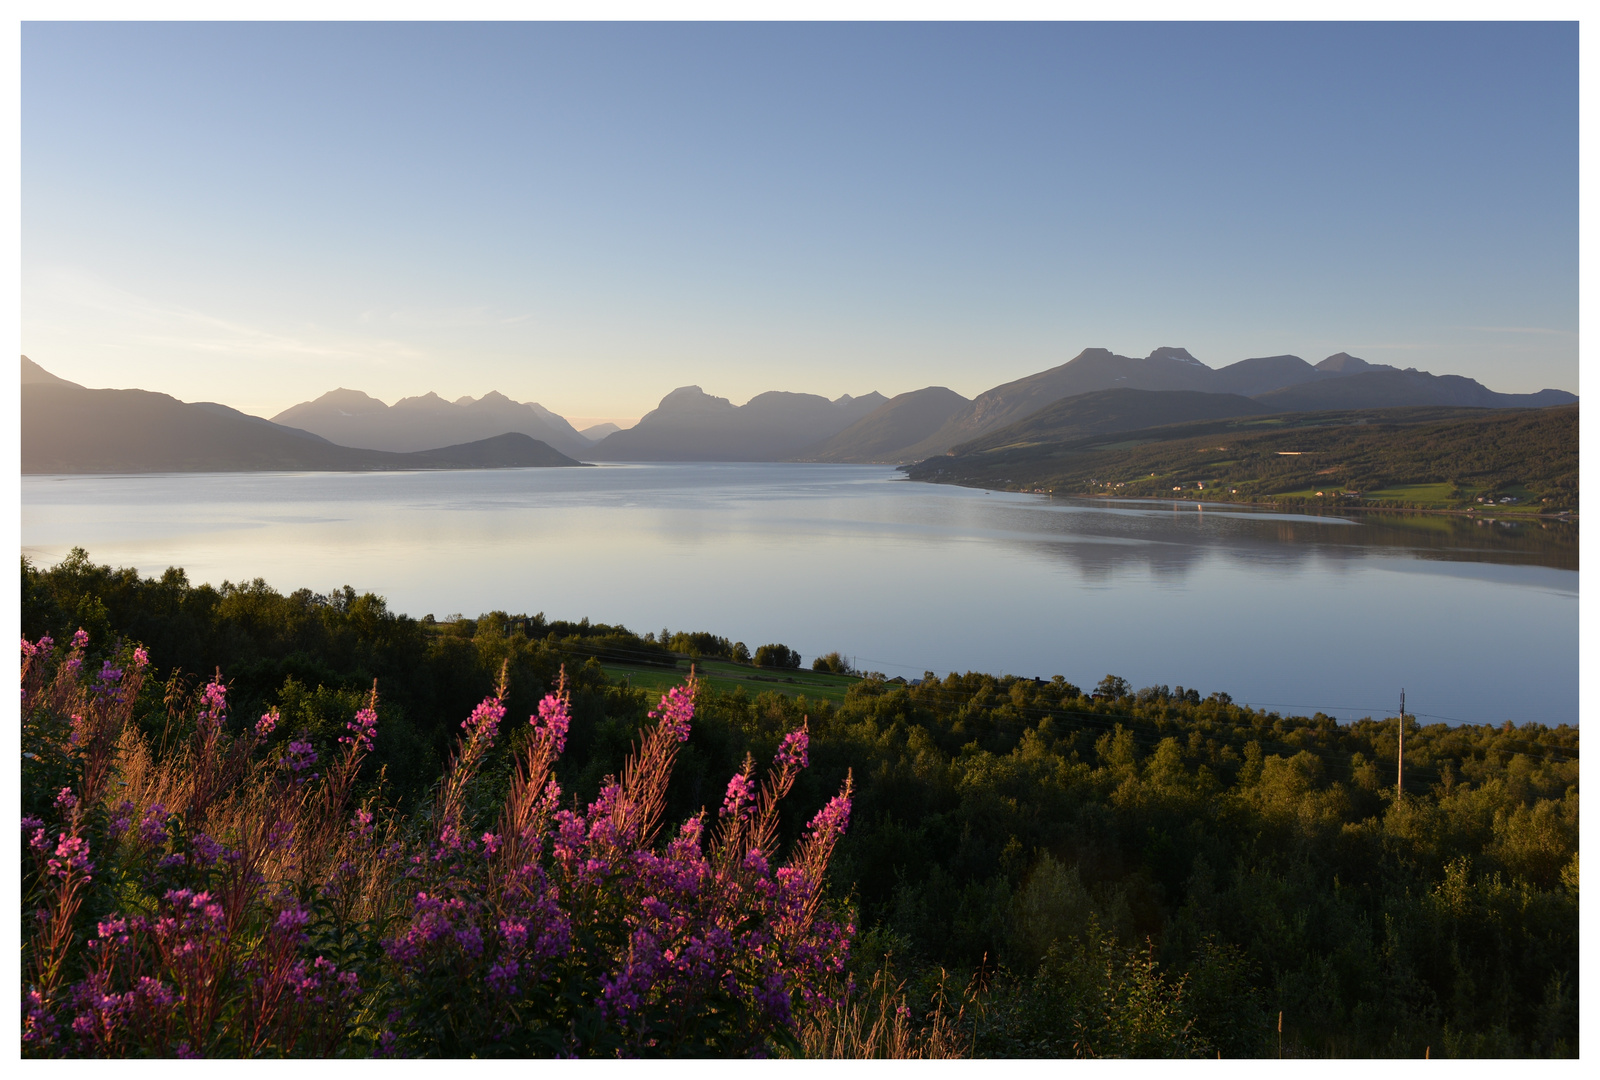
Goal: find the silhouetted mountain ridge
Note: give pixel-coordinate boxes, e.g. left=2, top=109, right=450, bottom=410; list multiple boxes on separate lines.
left=272, top=386, right=590, bottom=457
left=21, top=361, right=585, bottom=474
left=586, top=386, right=887, bottom=461
left=787, top=347, right=1575, bottom=463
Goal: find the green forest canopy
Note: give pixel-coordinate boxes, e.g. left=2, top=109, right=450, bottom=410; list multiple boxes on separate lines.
left=21, top=549, right=1578, bottom=1057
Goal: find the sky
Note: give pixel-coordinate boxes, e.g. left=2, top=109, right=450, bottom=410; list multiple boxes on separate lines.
left=21, top=21, right=1578, bottom=422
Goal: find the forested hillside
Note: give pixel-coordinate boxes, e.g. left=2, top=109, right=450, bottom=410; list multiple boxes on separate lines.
left=22, top=550, right=1578, bottom=1057
left=908, top=404, right=1577, bottom=513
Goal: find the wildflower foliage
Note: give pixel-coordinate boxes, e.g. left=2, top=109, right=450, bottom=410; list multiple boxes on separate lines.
left=20, top=635, right=853, bottom=1057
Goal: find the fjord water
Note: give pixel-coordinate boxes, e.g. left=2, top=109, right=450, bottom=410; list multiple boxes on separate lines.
left=21, top=463, right=1576, bottom=726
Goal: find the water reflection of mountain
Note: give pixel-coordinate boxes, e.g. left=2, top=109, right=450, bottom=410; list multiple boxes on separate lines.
left=990, top=499, right=1577, bottom=580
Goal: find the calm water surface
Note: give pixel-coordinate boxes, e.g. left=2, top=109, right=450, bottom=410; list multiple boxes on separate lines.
left=21, top=463, right=1577, bottom=725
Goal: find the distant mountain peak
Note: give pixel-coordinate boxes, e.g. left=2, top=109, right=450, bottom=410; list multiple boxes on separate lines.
left=21, top=355, right=85, bottom=389
left=313, top=387, right=388, bottom=413
left=1146, top=346, right=1206, bottom=366
left=655, top=385, right=735, bottom=412
left=393, top=391, right=450, bottom=410
left=1316, top=352, right=1397, bottom=375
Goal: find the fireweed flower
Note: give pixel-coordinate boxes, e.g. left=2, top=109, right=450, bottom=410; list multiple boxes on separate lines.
left=532, top=691, right=570, bottom=752
left=463, top=696, right=506, bottom=745
left=55, top=787, right=78, bottom=813
left=287, top=739, right=318, bottom=774
left=340, top=706, right=378, bottom=752
left=92, top=660, right=124, bottom=698
left=275, top=904, right=312, bottom=939
left=131, top=646, right=149, bottom=669
left=648, top=684, right=695, bottom=742
left=196, top=679, right=228, bottom=733
left=808, top=792, right=852, bottom=838
left=137, top=804, right=168, bottom=847
left=190, top=833, right=225, bottom=867
left=72, top=628, right=89, bottom=649
left=775, top=728, right=809, bottom=770
left=256, top=709, right=279, bottom=737
left=49, top=835, right=92, bottom=880
left=26, top=662, right=850, bottom=1058
left=722, top=771, right=755, bottom=819
left=107, top=801, right=134, bottom=841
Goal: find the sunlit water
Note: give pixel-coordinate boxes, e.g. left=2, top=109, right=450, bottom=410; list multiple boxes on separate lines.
left=21, top=463, right=1577, bottom=726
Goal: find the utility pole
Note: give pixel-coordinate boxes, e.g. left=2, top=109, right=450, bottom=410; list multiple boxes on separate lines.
left=1396, top=688, right=1406, bottom=801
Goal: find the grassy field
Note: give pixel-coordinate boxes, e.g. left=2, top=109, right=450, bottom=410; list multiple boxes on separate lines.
left=598, top=657, right=861, bottom=705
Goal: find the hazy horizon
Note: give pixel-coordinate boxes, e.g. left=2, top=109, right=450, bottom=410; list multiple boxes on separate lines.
left=23, top=22, right=1577, bottom=419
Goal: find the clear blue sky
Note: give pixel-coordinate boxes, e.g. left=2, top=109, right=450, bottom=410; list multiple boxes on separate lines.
left=22, top=21, right=1577, bottom=421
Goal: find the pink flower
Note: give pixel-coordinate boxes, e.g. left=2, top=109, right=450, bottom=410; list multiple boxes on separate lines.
left=532, top=690, right=570, bottom=752
left=721, top=771, right=755, bottom=819
left=807, top=792, right=852, bottom=839
left=71, top=628, right=89, bottom=649
left=462, top=695, right=506, bottom=745
left=776, top=728, right=809, bottom=770
left=131, top=646, right=149, bottom=669
left=649, top=684, right=695, bottom=742
left=48, top=834, right=92, bottom=879
left=340, top=706, right=378, bottom=752
left=197, top=679, right=228, bottom=732
left=256, top=708, right=279, bottom=737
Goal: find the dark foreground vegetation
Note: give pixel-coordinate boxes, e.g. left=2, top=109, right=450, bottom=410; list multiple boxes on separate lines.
left=906, top=403, right=1577, bottom=513
left=21, top=550, right=1579, bottom=1057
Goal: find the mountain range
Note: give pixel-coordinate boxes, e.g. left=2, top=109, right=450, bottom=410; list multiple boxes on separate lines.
left=21, top=357, right=584, bottom=474
left=21, top=346, right=1577, bottom=473
left=271, top=387, right=592, bottom=459
left=796, top=348, right=1576, bottom=463
left=584, top=386, right=887, bottom=462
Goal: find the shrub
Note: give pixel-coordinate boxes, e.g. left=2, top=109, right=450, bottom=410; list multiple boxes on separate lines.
left=811, top=653, right=856, bottom=676
left=754, top=644, right=801, bottom=670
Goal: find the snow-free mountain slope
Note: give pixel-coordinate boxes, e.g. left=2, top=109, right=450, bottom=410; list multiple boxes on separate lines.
left=586, top=386, right=887, bottom=461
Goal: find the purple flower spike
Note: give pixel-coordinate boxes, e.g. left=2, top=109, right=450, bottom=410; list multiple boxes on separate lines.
left=340, top=706, right=378, bottom=753
left=649, top=683, right=695, bottom=742
left=197, top=679, right=228, bottom=733
left=776, top=728, right=809, bottom=770
left=462, top=695, right=506, bottom=745
left=721, top=772, right=755, bottom=819
left=287, top=739, right=318, bottom=774
left=532, top=690, right=571, bottom=752
left=808, top=791, right=852, bottom=839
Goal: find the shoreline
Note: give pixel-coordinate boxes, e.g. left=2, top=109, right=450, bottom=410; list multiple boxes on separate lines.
left=925, top=482, right=1577, bottom=522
